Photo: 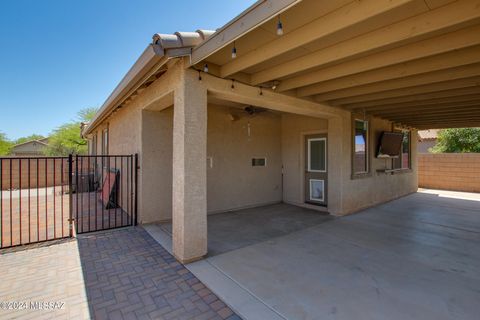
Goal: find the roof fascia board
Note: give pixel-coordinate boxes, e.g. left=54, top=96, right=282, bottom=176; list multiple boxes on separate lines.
left=85, top=45, right=166, bottom=135
left=191, top=0, right=302, bottom=65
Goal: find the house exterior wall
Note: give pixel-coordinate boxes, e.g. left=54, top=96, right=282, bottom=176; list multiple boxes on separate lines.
left=339, top=117, right=418, bottom=214
left=141, top=108, right=173, bottom=223
left=281, top=114, right=418, bottom=214
left=281, top=114, right=328, bottom=207
left=86, top=64, right=418, bottom=222
left=207, top=105, right=282, bottom=213
left=129, top=104, right=283, bottom=223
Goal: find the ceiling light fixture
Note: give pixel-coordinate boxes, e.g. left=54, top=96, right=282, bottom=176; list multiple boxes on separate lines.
left=231, top=42, right=237, bottom=59
left=271, top=80, right=280, bottom=90
left=203, top=64, right=209, bottom=73
left=277, top=15, right=284, bottom=36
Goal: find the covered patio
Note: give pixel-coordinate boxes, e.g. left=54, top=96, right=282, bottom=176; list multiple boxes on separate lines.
left=153, top=190, right=480, bottom=320
left=83, top=0, right=480, bottom=265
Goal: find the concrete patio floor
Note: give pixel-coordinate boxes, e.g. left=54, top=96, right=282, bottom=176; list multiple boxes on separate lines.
left=167, top=190, right=480, bottom=320
left=157, top=203, right=332, bottom=256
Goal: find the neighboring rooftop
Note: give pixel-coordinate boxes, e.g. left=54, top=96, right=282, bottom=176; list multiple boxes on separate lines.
left=11, top=138, right=49, bottom=157
left=418, top=130, right=439, bottom=141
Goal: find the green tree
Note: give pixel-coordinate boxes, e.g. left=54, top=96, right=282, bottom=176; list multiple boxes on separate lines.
left=431, top=128, right=480, bottom=153
left=15, top=134, right=45, bottom=145
left=77, top=107, right=97, bottom=122
left=0, top=132, right=13, bottom=156
left=44, top=107, right=98, bottom=156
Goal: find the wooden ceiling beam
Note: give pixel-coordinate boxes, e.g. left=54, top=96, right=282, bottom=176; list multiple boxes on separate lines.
left=315, top=68, right=480, bottom=102
left=375, top=107, right=480, bottom=117
left=332, top=77, right=480, bottom=105
left=384, top=110, right=480, bottom=121
left=414, top=122, right=479, bottom=129
left=342, top=87, right=480, bottom=109
left=371, top=103, right=480, bottom=115
left=329, top=85, right=480, bottom=106
left=256, top=0, right=480, bottom=87
left=353, top=95, right=480, bottom=112
left=299, top=45, right=480, bottom=98
left=401, top=117, right=480, bottom=123
left=279, top=23, right=480, bottom=92
left=220, top=0, right=424, bottom=78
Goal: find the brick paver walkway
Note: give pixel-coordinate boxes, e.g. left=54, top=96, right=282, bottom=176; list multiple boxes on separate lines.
left=0, top=227, right=240, bottom=320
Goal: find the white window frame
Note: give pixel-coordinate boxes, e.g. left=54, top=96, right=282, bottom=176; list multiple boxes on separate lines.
left=307, top=138, right=327, bottom=173
left=309, top=179, right=325, bottom=202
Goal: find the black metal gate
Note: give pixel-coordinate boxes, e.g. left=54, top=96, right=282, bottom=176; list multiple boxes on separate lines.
left=0, top=154, right=137, bottom=249
left=71, top=155, right=138, bottom=234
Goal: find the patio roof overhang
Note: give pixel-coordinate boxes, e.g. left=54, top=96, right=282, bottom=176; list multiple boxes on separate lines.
left=196, top=0, right=480, bottom=129
left=87, top=0, right=480, bottom=134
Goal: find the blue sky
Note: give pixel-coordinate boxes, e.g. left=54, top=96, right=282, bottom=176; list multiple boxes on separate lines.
left=0, top=0, right=256, bottom=140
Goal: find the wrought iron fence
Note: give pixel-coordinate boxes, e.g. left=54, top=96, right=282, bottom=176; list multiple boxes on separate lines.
left=0, top=154, right=137, bottom=249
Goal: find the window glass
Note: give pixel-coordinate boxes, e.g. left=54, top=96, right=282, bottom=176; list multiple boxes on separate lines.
left=92, top=134, right=97, bottom=155
left=394, top=131, right=410, bottom=169
left=309, top=139, right=326, bottom=171
left=102, top=129, right=108, bottom=155
left=353, top=120, right=368, bottom=174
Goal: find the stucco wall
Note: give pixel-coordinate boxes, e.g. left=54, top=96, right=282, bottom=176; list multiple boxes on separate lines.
left=207, top=105, right=282, bottom=213
left=108, top=104, right=142, bottom=156
left=135, top=104, right=283, bottom=222
left=339, top=117, right=418, bottom=214
left=141, top=108, right=173, bottom=222
left=86, top=63, right=418, bottom=220
left=280, top=114, right=417, bottom=214
left=281, top=114, right=328, bottom=207
left=89, top=98, right=418, bottom=220
left=87, top=90, right=146, bottom=222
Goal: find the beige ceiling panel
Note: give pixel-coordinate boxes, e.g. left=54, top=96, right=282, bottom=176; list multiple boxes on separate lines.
left=282, top=23, right=480, bottom=93
left=314, top=63, right=480, bottom=101
left=221, top=0, right=424, bottom=78
left=299, top=45, right=480, bottom=97
left=327, top=77, right=480, bottom=105
left=253, top=0, right=480, bottom=85
left=341, top=87, right=480, bottom=109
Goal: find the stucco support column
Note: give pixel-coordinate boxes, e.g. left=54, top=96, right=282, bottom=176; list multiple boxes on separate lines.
left=172, top=68, right=208, bottom=263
